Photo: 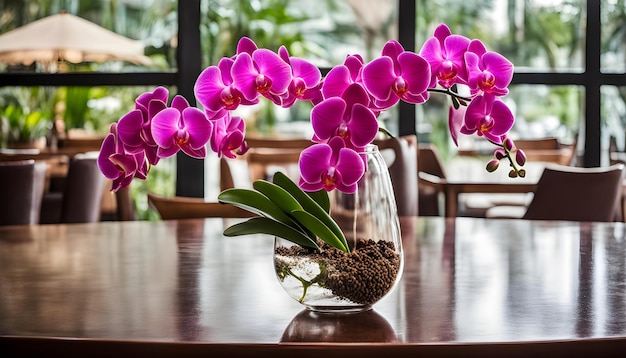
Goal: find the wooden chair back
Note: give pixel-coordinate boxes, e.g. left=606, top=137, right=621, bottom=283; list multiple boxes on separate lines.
left=39, top=152, right=107, bottom=224
left=417, top=144, right=447, bottom=216
left=0, top=159, right=47, bottom=225
left=62, top=152, right=107, bottom=223
left=523, top=164, right=624, bottom=222
left=515, top=137, right=560, bottom=150
left=147, top=192, right=255, bottom=220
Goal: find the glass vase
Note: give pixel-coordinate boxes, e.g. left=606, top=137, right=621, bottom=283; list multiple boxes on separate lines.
left=273, top=145, right=403, bottom=312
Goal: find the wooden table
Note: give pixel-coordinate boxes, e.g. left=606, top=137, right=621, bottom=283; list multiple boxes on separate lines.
left=1, top=217, right=626, bottom=357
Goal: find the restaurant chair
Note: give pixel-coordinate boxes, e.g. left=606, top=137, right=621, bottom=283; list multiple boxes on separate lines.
left=487, top=163, right=625, bottom=222
left=417, top=144, right=447, bottom=216
left=515, top=136, right=577, bottom=166
left=39, top=152, right=107, bottom=224
left=0, top=159, right=47, bottom=225
left=147, top=192, right=255, bottom=220
left=417, top=144, right=496, bottom=217
left=243, top=136, right=312, bottom=183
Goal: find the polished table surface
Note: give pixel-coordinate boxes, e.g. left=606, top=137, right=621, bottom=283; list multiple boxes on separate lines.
left=1, top=217, right=626, bottom=357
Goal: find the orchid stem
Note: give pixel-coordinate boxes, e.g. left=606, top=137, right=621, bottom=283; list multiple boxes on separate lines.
left=488, top=139, right=525, bottom=177
left=428, top=88, right=472, bottom=102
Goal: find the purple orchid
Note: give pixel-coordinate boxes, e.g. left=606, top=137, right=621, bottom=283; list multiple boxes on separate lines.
left=448, top=105, right=467, bottom=147
left=322, top=55, right=365, bottom=100
left=116, top=87, right=167, bottom=166
left=311, top=83, right=379, bottom=149
left=97, top=123, right=148, bottom=192
left=299, top=137, right=365, bottom=193
left=231, top=49, right=292, bottom=105
left=277, top=46, right=323, bottom=107
left=362, top=40, right=431, bottom=109
left=194, top=57, right=258, bottom=117
left=419, top=23, right=470, bottom=89
left=151, top=95, right=213, bottom=159
left=461, top=95, right=514, bottom=144
left=465, top=40, right=513, bottom=97
left=99, top=23, right=524, bottom=194
left=210, top=112, right=248, bottom=159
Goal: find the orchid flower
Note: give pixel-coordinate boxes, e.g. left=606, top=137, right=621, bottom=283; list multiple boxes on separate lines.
left=465, top=40, right=514, bottom=97
left=419, top=23, right=470, bottom=89
left=194, top=57, right=258, bottom=117
left=116, top=86, right=166, bottom=166
left=322, top=55, right=365, bottom=100
left=461, top=95, right=514, bottom=144
left=97, top=123, right=148, bottom=192
left=231, top=49, right=292, bottom=105
left=362, top=40, right=431, bottom=109
left=277, top=46, right=323, bottom=107
left=311, top=83, right=379, bottom=149
left=100, top=23, right=525, bottom=194
left=210, top=112, right=248, bottom=159
left=299, top=137, right=365, bottom=193
left=151, top=95, right=213, bottom=159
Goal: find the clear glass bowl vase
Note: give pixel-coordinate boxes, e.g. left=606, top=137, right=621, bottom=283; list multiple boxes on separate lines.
left=273, top=145, right=403, bottom=312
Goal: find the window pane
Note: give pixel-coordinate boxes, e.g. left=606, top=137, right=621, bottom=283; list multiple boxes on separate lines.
left=416, top=0, right=585, bottom=72
left=602, top=0, right=626, bottom=73
left=601, top=86, right=626, bottom=164
left=201, top=0, right=398, bottom=68
left=0, top=1, right=177, bottom=73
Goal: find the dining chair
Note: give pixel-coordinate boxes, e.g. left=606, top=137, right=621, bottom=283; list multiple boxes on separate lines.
left=243, top=136, right=312, bottom=183
left=515, top=136, right=577, bottom=166
left=0, top=159, right=47, bottom=225
left=487, top=163, right=625, bottom=222
left=416, top=144, right=450, bottom=216
left=417, top=144, right=523, bottom=217
left=147, top=192, right=255, bottom=220
left=39, top=152, right=107, bottom=224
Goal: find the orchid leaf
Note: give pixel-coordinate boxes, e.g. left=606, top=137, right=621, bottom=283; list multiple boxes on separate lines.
left=252, top=179, right=304, bottom=213
left=273, top=172, right=331, bottom=213
left=272, top=172, right=347, bottom=250
left=218, top=188, right=295, bottom=225
left=306, top=189, right=331, bottom=213
left=224, top=217, right=319, bottom=250
left=290, top=210, right=348, bottom=252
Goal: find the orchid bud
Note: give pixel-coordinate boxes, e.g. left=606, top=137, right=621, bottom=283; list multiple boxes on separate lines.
left=494, top=148, right=506, bottom=160
left=503, top=137, right=515, bottom=152
left=518, top=169, right=526, bottom=178
left=515, top=149, right=526, bottom=166
left=508, top=169, right=518, bottom=178
left=486, top=159, right=500, bottom=172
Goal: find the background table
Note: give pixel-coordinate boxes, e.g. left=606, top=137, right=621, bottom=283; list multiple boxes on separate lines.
left=1, top=217, right=626, bottom=357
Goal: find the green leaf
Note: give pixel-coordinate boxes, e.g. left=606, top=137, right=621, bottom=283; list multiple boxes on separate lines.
left=291, top=210, right=348, bottom=252
left=218, top=188, right=295, bottom=225
left=223, top=217, right=319, bottom=250
left=272, top=172, right=347, bottom=250
left=306, top=189, right=330, bottom=213
left=252, top=179, right=304, bottom=214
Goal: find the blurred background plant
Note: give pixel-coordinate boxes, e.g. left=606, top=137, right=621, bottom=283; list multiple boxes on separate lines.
left=0, top=87, right=55, bottom=148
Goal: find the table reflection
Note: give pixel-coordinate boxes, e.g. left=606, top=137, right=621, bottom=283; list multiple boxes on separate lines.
left=281, top=309, right=397, bottom=342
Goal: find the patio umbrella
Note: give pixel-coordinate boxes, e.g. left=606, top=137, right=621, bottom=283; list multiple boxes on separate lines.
left=0, top=11, right=152, bottom=67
